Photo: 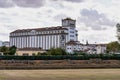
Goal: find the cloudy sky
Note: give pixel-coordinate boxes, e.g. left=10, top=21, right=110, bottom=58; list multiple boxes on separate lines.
left=0, top=0, right=119, bottom=44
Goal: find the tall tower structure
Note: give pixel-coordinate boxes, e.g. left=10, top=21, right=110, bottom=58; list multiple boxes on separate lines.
left=62, top=18, right=78, bottom=42
left=116, top=23, right=120, bottom=43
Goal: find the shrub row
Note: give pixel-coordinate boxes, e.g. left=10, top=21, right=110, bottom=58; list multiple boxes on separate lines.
left=0, top=55, right=120, bottom=60
left=0, top=55, right=89, bottom=60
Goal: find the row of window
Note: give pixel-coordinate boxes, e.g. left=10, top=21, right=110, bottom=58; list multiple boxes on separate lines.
left=23, top=53, right=35, bottom=56
left=11, top=30, right=66, bottom=36
left=67, top=48, right=81, bottom=50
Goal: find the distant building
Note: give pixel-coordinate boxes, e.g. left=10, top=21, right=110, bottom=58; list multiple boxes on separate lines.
left=9, top=17, right=107, bottom=54
left=0, top=41, right=2, bottom=47
left=83, top=44, right=107, bottom=54
left=65, top=40, right=83, bottom=53
left=65, top=41, right=107, bottom=54
left=0, top=41, right=10, bottom=47
left=16, top=48, right=46, bottom=56
left=10, top=18, right=78, bottom=50
left=2, top=41, right=10, bottom=47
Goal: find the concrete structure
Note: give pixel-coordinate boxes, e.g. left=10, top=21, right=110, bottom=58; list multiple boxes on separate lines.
left=96, top=44, right=106, bottom=54
left=65, top=40, right=83, bottom=53
left=10, top=18, right=78, bottom=50
left=0, top=41, right=2, bottom=47
left=65, top=41, right=107, bottom=54
left=116, top=23, right=120, bottom=43
left=9, top=17, right=107, bottom=54
left=16, top=48, right=46, bottom=56
left=83, top=44, right=107, bottom=54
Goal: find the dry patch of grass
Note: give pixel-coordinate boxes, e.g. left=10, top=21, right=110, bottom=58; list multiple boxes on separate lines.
left=0, top=69, right=120, bottom=80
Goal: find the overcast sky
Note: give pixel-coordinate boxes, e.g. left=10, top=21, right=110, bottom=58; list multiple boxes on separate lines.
left=0, top=0, right=119, bottom=44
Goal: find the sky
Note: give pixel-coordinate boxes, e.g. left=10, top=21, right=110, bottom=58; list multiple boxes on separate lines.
left=0, top=0, right=119, bottom=44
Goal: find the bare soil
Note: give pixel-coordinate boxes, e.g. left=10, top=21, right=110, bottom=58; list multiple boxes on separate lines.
left=0, top=69, right=120, bottom=80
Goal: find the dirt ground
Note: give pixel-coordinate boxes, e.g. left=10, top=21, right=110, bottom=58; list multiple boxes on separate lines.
left=0, top=69, right=120, bottom=80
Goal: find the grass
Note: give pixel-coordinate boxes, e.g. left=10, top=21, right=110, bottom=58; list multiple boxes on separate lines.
left=0, top=69, right=120, bottom=80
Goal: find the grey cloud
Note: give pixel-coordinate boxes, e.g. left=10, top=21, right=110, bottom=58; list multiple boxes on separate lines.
left=65, top=0, right=83, bottom=3
left=13, top=0, right=45, bottom=8
left=0, top=0, right=14, bottom=8
left=79, top=9, right=116, bottom=30
left=0, top=0, right=45, bottom=8
left=52, top=0, right=83, bottom=3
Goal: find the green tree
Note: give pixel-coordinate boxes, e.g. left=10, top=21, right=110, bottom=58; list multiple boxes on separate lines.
left=55, top=48, right=67, bottom=55
left=37, top=52, right=41, bottom=55
left=47, top=48, right=56, bottom=55
left=0, top=46, right=9, bottom=55
left=8, top=46, right=17, bottom=55
left=47, top=48, right=67, bottom=55
left=107, top=41, right=120, bottom=53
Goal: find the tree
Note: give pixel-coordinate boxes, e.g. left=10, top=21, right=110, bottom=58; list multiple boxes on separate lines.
left=47, top=48, right=56, bottom=55
left=8, top=46, right=17, bottom=55
left=47, top=48, right=67, bottom=55
left=0, top=46, right=9, bottom=55
left=107, top=41, right=120, bottom=53
left=55, top=48, right=67, bottom=55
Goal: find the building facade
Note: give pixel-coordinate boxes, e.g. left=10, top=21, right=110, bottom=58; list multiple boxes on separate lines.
left=10, top=18, right=78, bottom=50
left=0, top=41, right=2, bottom=47
left=65, top=41, right=82, bottom=53
left=16, top=48, right=46, bottom=56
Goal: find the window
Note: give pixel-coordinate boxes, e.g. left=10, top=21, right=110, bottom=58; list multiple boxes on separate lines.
left=70, top=31, right=74, bottom=33
left=70, top=27, right=74, bottom=30
left=70, top=24, right=75, bottom=27
left=61, top=31, right=64, bottom=33
left=70, top=35, right=74, bottom=37
left=23, top=53, right=29, bottom=56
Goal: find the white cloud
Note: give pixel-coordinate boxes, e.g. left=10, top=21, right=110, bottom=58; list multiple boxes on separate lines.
left=0, top=0, right=118, bottom=44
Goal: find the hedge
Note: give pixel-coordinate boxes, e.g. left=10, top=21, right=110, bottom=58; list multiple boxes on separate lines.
left=0, top=54, right=120, bottom=60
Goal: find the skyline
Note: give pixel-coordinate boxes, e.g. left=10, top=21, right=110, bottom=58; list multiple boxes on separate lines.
left=0, top=0, right=119, bottom=43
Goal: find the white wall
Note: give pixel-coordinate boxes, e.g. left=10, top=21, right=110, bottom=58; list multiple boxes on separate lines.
left=96, top=46, right=106, bottom=54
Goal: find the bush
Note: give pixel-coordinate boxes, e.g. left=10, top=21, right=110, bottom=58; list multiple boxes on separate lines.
left=0, top=53, right=119, bottom=60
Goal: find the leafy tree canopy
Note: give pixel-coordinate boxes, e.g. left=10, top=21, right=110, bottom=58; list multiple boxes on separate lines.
left=0, top=46, right=17, bottom=55
left=107, top=41, right=120, bottom=53
left=47, top=48, right=67, bottom=55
